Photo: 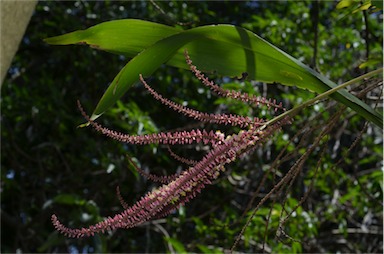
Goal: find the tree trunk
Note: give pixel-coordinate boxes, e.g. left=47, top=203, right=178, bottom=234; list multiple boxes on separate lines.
left=1, top=0, right=37, bottom=85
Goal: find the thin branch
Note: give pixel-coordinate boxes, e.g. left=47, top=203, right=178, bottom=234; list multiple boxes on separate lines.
left=263, top=68, right=383, bottom=128
left=361, top=1, right=370, bottom=61
left=310, top=0, right=320, bottom=70
left=127, top=155, right=178, bottom=184
left=149, top=0, right=193, bottom=26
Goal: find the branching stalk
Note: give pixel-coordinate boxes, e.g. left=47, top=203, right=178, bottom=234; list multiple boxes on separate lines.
left=263, top=68, right=383, bottom=128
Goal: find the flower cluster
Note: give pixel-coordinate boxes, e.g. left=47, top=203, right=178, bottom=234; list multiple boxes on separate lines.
left=51, top=51, right=289, bottom=238
left=184, top=50, right=285, bottom=112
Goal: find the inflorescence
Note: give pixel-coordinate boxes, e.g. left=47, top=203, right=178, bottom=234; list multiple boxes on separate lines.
left=51, top=50, right=289, bottom=238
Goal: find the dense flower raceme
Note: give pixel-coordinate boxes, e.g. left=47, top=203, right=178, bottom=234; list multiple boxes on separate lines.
left=51, top=52, right=288, bottom=238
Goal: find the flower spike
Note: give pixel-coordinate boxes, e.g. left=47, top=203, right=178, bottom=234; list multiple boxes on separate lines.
left=139, top=75, right=265, bottom=128
left=184, top=50, right=286, bottom=112
left=77, top=101, right=225, bottom=146
left=52, top=52, right=288, bottom=239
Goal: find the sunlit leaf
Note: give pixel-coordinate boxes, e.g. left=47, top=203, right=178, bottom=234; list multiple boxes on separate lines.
left=165, top=237, right=187, bottom=253
left=197, top=244, right=223, bottom=254
left=336, top=0, right=354, bottom=9
left=336, top=0, right=376, bottom=13
left=45, top=19, right=382, bottom=127
left=44, top=19, right=181, bottom=56
left=352, top=2, right=371, bottom=13
left=359, top=58, right=382, bottom=69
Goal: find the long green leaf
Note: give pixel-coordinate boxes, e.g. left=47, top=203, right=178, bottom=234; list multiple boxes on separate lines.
left=44, top=19, right=181, bottom=55
left=45, top=19, right=382, bottom=127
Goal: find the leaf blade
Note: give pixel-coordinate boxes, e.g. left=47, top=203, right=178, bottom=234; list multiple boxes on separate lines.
left=44, top=19, right=181, bottom=56
left=45, top=19, right=382, bottom=127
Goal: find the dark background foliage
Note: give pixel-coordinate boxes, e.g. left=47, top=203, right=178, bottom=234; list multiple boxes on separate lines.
left=2, top=1, right=382, bottom=253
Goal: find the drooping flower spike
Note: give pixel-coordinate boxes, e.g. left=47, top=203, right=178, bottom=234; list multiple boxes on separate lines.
left=51, top=51, right=289, bottom=238
left=139, top=74, right=265, bottom=128
left=77, top=101, right=225, bottom=147
left=51, top=119, right=287, bottom=238
left=184, top=50, right=286, bottom=112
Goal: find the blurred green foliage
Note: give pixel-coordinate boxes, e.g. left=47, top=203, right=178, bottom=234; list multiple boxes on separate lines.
left=1, top=1, right=382, bottom=253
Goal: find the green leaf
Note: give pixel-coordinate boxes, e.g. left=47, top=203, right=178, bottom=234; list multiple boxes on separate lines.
left=336, top=0, right=377, bottom=14
left=52, top=194, right=86, bottom=206
left=37, top=232, right=62, bottom=252
left=45, top=19, right=382, bottom=127
left=44, top=19, right=181, bottom=56
left=371, top=0, right=383, bottom=10
left=165, top=237, right=187, bottom=253
left=197, top=244, right=223, bottom=253
left=359, top=58, right=382, bottom=69
left=352, top=2, right=371, bottom=13
left=336, top=0, right=354, bottom=9
left=292, top=241, right=303, bottom=253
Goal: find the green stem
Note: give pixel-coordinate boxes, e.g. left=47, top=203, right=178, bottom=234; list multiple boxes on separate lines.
left=263, top=68, right=383, bottom=128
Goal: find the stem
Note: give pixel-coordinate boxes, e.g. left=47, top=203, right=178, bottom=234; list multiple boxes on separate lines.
left=262, top=68, right=383, bottom=128
left=310, top=0, right=319, bottom=70
left=362, top=1, right=370, bottom=61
